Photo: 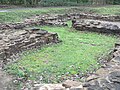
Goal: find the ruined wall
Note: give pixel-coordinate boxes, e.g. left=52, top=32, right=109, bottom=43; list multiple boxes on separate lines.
left=68, top=13, right=120, bottom=22
left=1, top=13, right=120, bottom=30
left=0, top=13, right=120, bottom=67
left=72, top=19, right=120, bottom=34
left=0, top=28, right=59, bottom=68
left=0, top=14, right=68, bottom=30
left=70, top=14, right=120, bottom=90
left=24, top=14, right=68, bottom=26
left=0, top=13, right=120, bottom=89
left=0, top=23, right=26, bottom=30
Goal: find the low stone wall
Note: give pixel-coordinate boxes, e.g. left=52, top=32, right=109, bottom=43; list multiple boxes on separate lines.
left=25, top=13, right=120, bottom=27
left=0, top=13, right=120, bottom=30
left=0, top=23, right=26, bottom=30
left=0, top=28, right=60, bottom=68
left=26, top=13, right=120, bottom=23
left=0, top=15, right=67, bottom=30
left=68, top=13, right=120, bottom=22
left=72, top=19, right=120, bottom=34
left=24, top=14, right=68, bottom=26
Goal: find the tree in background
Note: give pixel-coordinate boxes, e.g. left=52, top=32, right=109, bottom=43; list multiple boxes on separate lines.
left=0, top=0, right=41, bottom=6
left=0, top=0, right=119, bottom=7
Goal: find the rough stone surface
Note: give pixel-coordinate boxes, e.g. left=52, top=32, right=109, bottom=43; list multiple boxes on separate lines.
left=72, top=19, right=120, bottom=34
left=1, top=13, right=120, bottom=30
left=86, top=75, right=99, bottom=82
left=62, top=80, right=82, bottom=88
left=39, top=84, right=65, bottom=90
left=0, top=14, right=68, bottom=30
left=37, top=81, right=83, bottom=90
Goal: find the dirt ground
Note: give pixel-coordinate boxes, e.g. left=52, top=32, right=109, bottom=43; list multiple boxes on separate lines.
left=0, top=70, right=12, bottom=90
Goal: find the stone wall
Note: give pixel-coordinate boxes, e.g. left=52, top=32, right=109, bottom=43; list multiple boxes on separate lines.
left=0, top=17, right=67, bottom=30
left=24, top=14, right=68, bottom=26
left=1, top=13, right=120, bottom=30
left=25, top=13, right=120, bottom=26
left=68, top=13, right=120, bottom=22
left=27, top=13, right=120, bottom=23
left=0, top=28, right=60, bottom=68
left=0, top=14, right=68, bottom=30
left=0, top=23, right=26, bottom=30
left=72, top=19, right=120, bottom=34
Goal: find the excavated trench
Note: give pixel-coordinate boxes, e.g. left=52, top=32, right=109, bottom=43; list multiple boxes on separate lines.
left=0, top=13, right=120, bottom=90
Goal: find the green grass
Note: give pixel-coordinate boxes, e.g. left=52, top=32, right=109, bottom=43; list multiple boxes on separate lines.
left=1, top=5, right=119, bottom=83
left=93, top=5, right=120, bottom=15
left=0, top=8, right=68, bottom=23
left=0, top=7, right=85, bottom=23
left=0, top=5, right=120, bottom=23
left=5, top=25, right=118, bottom=83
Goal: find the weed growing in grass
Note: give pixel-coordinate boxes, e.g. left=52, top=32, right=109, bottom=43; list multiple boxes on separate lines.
left=5, top=25, right=118, bottom=83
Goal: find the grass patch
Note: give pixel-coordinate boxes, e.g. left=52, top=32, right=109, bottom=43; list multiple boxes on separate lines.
left=93, top=5, right=120, bottom=15
left=5, top=25, right=118, bottom=83
left=0, top=5, right=120, bottom=23
left=0, top=8, right=68, bottom=23
left=0, top=7, right=88, bottom=23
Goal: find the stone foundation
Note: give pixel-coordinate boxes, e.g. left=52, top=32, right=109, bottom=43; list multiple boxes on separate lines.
left=0, top=23, right=26, bottom=30
left=0, top=14, right=68, bottom=30
left=69, top=13, right=120, bottom=22
left=1, top=13, right=120, bottom=89
left=24, top=14, right=68, bottom=26
left=72, top=19, right=120, bottom=34
left=0, top=28, right=60, bottom=68
left=1, top=13, right=120, bottom=30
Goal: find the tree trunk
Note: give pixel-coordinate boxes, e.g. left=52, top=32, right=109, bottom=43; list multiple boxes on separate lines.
left=24, top=0, right=27, bottom=6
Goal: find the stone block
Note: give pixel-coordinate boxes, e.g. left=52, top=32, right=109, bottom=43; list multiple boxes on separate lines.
left=62, top=80, right=82, bottom=88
